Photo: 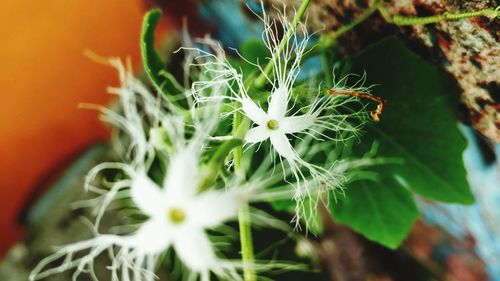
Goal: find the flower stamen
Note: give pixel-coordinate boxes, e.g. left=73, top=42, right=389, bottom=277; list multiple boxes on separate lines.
left=266, top=119, right=280, bottom=130
left=169, top=207, right=187, bottom=224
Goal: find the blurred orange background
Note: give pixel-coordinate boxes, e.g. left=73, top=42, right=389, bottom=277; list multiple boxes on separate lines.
left=0, top=0, right=169, bottom=255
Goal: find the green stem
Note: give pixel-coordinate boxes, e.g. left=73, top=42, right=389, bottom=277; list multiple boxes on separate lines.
left=254, top=0, right=312, bottom=89
left=296, top=2, right=499, bottom=63
left=281, top=0, right=380, bottom=67
left=379, top=6, right=499, bottom=25
left=232, top=110, right=255, bottom=281
left=321, top=53, right=334, bottom=88
left=239, top=204, right=256, bottom=281
left=198, top=138, right=243, bottom=192
left=328, top=0, right=381, bottom=39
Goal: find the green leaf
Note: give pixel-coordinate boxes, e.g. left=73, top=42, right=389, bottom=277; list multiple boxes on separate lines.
left=141, top=9, right=183, bottom=107
left=331, top=177, right=419, bottom=249
left=240, top=39, right=270, bottom=77
left=241, top=39, right=269, bottom=63
left=329, top=36, right=473, bottom=249
left=346, top=37, right=473, bottom=204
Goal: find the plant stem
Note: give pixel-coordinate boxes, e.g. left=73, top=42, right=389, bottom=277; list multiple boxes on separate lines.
left=239, top=203, right=256, bottom=281
left=296, top=2, right=499, bottom=64
left=282, top=0, right=381, bottom=67
left=327, top=1, right=381, bottom=40
left=232, top=109, right=256, bottom=281
left=254, top=0, right=312, bottom=89
left=312, top=0, right=381, bottom=55
left=321, top=53, right=334, bottom=88
left=378, top=5, right=499, bottom=25
left=198, top=138, right=243, bottom=192
left=235, top=148, right=256, bottom=281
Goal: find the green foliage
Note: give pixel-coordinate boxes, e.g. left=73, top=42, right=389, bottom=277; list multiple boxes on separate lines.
left=347, top=37, right=473, bottom=204
left=141, top=9, right=184, bottom=108
left=142, top=8, right=473, bottom=250
left=331, top=176, right=419, bottom=249
left=240, top=39, right=270, bottom=76
left=329, top=36, right=473, bottom=248
left=235, top=35, right=473, bottom=249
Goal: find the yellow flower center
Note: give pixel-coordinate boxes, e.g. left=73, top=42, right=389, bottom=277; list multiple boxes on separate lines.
left=266, top=119, right=279, bottom=130
left=168, top=207, right=186, bottom=224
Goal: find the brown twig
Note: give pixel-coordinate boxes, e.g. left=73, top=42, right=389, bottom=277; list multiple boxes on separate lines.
left=327, top=89, right=387, bottom=122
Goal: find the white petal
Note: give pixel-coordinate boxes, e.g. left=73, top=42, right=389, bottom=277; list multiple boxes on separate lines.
left=163, top=148, right=199, bottom=199
left=131, top=218, right=171, bottom=254
left=268, top=85, right=289, bottom=119
left=130, top=173, right=164, bottom=216
left=270, top=133, right=298, bottom=160
left=191, top=190, right=244, bottom=228
left=240, top=96, right=268, bottom=126
left=173, top=228, right=217, bottom=271
left=245, top=126, right=271, bottom=143
left=280, top=114, right=316, bottom=134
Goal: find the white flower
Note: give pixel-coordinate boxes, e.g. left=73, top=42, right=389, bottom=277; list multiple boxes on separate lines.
left=239, top=6, right=366, bottom=162
left=30, top=56, right=247, bottom=281
left=242, top=87, right=314, bottom=164
left=184, top=6, right=370, bottom=228
left=128, top=147, right=245, bottom=277
left=231, top=10, right=356, bottom=226
left=31, top=147, right=246, bottom=281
